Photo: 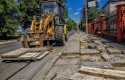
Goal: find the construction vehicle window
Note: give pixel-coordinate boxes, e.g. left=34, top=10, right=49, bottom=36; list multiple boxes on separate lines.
left=42, top=2, right=56, bottom=13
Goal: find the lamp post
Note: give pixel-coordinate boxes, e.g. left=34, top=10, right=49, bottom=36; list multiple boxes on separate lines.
left=85, top=0, right=88, bottom=33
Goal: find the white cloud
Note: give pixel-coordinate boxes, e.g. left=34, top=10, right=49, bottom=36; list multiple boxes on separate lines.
left=74, top=12, right=79, bottom=15
left=68, top=8, right=72, bottom=10
left=78, top=8, right=82, bottom=10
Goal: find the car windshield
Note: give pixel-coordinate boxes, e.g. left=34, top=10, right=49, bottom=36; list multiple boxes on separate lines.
left=42, top=2, right=57, bottom=13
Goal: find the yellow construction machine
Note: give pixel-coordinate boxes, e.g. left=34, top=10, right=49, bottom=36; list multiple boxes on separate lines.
left=20, top=0, right=68, bottom=48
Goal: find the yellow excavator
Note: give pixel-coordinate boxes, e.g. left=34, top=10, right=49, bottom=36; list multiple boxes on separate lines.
left=20, top=0, right=68, bottom=48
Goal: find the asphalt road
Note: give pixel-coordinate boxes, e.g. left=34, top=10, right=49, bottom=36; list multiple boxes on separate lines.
left=0, top=31, right=76, bottom=55
left=0, top=31, right=76, bottom=80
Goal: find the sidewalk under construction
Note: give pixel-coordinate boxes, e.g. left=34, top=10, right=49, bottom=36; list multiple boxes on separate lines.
left=0, top=31, right=125, bottom=80
left=32, top=32, right=125, bottom=80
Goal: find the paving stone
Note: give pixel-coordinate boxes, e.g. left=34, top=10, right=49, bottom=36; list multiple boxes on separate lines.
left=67, top=41, right=80, bottom=47
left=81, top=61, right=113, bottom=69
left=69, top=73, right=115, bottom=80
left=54, top=58, right=80, bottom=65
left=88, top=43, right=96, bottom=49
left=80, top=55, right=102, bottom=62
left=109, top=54, right=125, bottom=66
left=101, top=44, right=111, bottom=48
left=45, top=65, right=80, bottom=79
left=107, top=48, right=121, bottom=54
left=80, top=41, right=88, bottom=49
left=94, top=40, right=102, bottom=44
left=80, top=49, right=100, bottom=55
left=97, top=45, right=106, bottom=52
left=101, top=53, right=111, bottom=61
left=63, top=47, right=79, bottom=56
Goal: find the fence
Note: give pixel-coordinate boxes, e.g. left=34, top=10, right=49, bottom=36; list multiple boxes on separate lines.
left=88, top=2, right=125, bottom=42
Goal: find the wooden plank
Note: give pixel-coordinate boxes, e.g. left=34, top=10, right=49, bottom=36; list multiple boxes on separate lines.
left=69, top=73, right=114, bottom=80
left=79, top=66, right=125, bottom=79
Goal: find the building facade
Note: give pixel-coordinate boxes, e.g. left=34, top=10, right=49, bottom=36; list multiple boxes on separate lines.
left=102, top=0, right=125, bottom=15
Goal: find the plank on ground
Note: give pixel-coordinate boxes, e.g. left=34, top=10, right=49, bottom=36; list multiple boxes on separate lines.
left=79, top=66, right=125, bottom=79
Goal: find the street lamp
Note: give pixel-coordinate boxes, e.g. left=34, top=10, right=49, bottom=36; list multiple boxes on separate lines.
left=85, top=0, right=88, bottom=33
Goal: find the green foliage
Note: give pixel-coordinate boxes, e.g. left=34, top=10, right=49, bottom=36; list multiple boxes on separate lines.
left=66, top=18, right=77, bottom=31
left=0, top=0, right=21, bottom=37
left=80, top=7, right=103, bottom=31
left=20, top=0, right=68, bottom=29
left=19, top=0, right=39, bottom=29
left=88, top=7, right=103, bottom=22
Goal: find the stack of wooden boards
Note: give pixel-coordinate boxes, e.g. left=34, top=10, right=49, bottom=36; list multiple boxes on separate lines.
left=69, top=66, right=125, bottom=80
left=1, top=48, right=49, bottom=61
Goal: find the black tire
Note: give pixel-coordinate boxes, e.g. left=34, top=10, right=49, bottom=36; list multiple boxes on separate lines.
left=55, top=26, right=65, bottom=46
left=65, top=34, right=68, bottom=41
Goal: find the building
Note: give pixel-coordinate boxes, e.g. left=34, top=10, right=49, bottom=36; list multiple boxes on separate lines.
left=102, top=0, right=125, bottom=15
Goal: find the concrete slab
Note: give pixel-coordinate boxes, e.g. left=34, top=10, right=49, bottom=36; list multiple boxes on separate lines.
left=101, top=53, right=111, bottom=61
left=107, top=48, right=121, bottom=54
left=80, top=55, right=102, bottom=62
left=81, top=61, right=113, bottom=69
left=63, top=47, right=79, bottom=56
left=69, top=73, right=114, bottom=80
left=109, top=54, right=125, bottom=66
left=45, top=65, right=80, bottom=79
left=54, top=57, right=80, bottom=65
left=97, top=45, right=106, bottom=52
left=80, top=49, right=100, bottom=55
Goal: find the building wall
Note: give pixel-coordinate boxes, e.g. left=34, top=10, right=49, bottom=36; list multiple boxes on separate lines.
left=102, top=0, right=125, bottom=15
left=109, top=1, right=125, bottom=13
left=103, top=3, right=110, bottom=16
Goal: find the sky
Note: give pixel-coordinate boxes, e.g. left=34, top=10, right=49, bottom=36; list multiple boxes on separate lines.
left=66, top=0, right=108, bottom=23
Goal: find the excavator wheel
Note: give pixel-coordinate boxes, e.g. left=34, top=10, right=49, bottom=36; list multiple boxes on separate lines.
left=55, top=26, right=65, bottom=46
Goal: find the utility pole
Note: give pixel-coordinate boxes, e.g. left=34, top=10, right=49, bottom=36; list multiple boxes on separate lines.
left=85, top=0, right=88, bottom=33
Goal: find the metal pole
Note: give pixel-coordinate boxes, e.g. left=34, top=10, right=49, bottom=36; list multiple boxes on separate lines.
left=85, top=0, right=88, bottom=33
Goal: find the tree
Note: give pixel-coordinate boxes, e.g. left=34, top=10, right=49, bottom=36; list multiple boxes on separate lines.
left=87, top=7, right=103, bottom=22
left=0, top=0, right=21, bottom=37
left=66, top=18, right=77, bottom=31
left=19, top=0, right=68, bottom=29
left=19, top=0, right=39, bottom=29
